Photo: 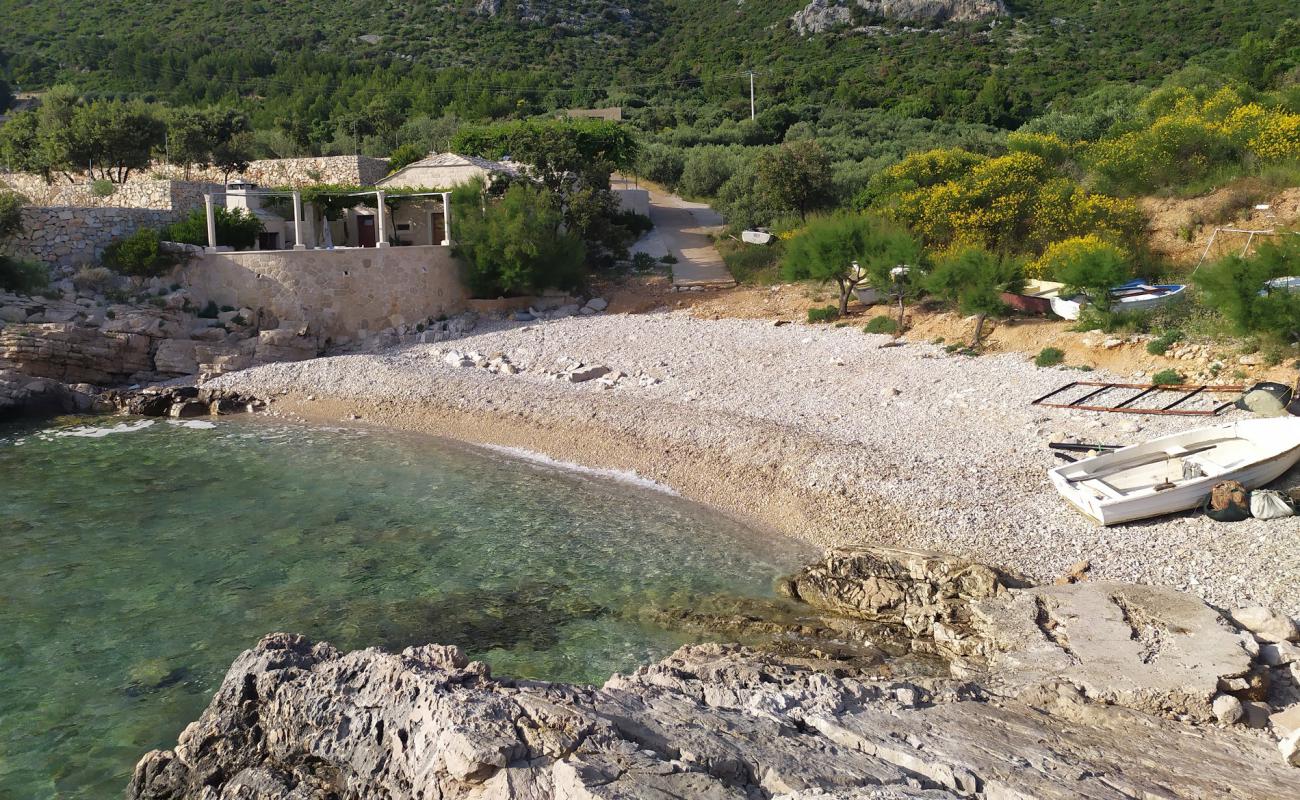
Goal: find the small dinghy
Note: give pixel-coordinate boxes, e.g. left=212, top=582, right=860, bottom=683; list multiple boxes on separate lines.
left=1051, top=280, right=1187, bottom=320
left=741, top=229, right=774, bottom=245
left=1002, top=279, right=1065, bottom=315
left=1049, top=417, right=1300, bottom=525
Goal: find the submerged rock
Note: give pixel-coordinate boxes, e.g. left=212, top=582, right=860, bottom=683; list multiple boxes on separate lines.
left=128, top=634, right=1300, bottom=799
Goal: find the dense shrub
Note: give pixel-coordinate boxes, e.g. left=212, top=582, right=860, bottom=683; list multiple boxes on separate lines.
left=806, top=305, right=838, bottom=323
left=782, top=213, right=920, bottom=314
left=1049, top=238, right=1133, bottom=310
left=1034, top=347, right=1065, bottom=367
left=1031, top=235, right=1130, bottom=280
left=386, top=142, right=426, bottom=174
left=1146, top=329, right=1184, bottom=355
left=864, top=316, right=898, bottom=334
left=0, top=254, right=48, bottom=293
left=0, top=190, right=24, bottom=239
left=1152, top=368, right=1184, bottom=385
left=635, top=143, right=686, bottom=188
left=90, top=179, right=116, bottom=198
left=72, top=266, right=114, bottom=293
left=1195, top=236, right=1300, bottom=340
left=677, top=147, right=741, bottom=198
left=452, top=179, right=586, bottom=297
left=101, top=228, right=177, bottom=277
left=163, top=207, right=264, bottom=251
left=864, top=149, right=1143, bottom=256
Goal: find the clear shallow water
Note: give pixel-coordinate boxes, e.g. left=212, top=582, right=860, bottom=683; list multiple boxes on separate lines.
left=0, top=416, right=812, bottom=798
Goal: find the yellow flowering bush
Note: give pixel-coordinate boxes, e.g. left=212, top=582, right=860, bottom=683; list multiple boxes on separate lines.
left=1007, top=131, right=1074, bottom=167
left=1087, top=89, right=1300, bottom=193
left=1029, top=235, right=1130, bottom=280
left=877, top=149, right=1142, bottom=255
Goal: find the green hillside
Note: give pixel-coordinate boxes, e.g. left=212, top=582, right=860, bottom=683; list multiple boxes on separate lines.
left=0, top=0, right=1293, bottom=138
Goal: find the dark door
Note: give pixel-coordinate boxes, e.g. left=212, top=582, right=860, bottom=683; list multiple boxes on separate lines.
left=357, top=215, right=377, bottom=248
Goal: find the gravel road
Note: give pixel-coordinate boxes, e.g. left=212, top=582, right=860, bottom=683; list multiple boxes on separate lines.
left=211, top=312, right=1300, bottom=616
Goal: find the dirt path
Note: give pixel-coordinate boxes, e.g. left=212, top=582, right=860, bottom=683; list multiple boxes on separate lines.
left=625, top=180, right=735, bottom=289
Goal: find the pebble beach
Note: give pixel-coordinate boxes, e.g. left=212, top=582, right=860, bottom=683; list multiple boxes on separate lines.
left=211, top=311, right=1300, bottom=616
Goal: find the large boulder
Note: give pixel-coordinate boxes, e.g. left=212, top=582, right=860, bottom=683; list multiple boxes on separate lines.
left=779, top=546, right=1004, bottom=653
left=128, top=635, right=1300, bottom=800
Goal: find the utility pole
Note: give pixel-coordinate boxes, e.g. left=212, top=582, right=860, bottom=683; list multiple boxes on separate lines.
left=747, top=70, right=756, bottom=121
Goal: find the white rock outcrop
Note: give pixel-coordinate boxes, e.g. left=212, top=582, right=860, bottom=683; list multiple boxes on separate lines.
left=792, top=0, right=1006, bottom=35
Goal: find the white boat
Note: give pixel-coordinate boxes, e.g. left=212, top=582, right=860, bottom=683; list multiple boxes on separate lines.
left=1050, top=280, right=1187, bottom=321
left=1049, top=417, right=1300, bottom=525
left=1260, top=276, right=1300, bottom=296
left=741, top=229, right=774, bottom=245
left=853, top=285, right=885, bottom=305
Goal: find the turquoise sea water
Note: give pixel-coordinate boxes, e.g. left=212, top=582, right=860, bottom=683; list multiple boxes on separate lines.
left=0, top=415, right=812, bottom=798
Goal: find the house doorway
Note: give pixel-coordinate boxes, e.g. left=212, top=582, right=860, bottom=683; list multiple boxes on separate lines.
left=357, top=215, right=377, bottom=248
left=430, top=210, right=446, bottom=245
left=257, top=231, right=280, bottom=251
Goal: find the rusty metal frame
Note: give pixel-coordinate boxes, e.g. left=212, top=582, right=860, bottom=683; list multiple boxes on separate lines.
left=1031, top=381, right=1244, bottom=416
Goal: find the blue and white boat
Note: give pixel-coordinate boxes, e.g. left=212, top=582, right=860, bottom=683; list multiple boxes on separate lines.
left=1051, top=279, right=1187, bottom=320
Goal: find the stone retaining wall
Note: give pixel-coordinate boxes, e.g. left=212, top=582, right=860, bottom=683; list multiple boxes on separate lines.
left=153, top=155, right=390, bottom=188
left=182, top=246, right=467, bottom=339
left=1, top=173, right=218, bottom=211
left=8, top=207, right=182, bottom=267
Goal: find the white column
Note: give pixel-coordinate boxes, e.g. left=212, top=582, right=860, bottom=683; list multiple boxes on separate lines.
left=441, top=191, right=452, bottom=246
left=375, top=190, right=390, bottom=248
left=292, top=191, right=306, bottom=250
left=204, top=194, right=218, bottom=252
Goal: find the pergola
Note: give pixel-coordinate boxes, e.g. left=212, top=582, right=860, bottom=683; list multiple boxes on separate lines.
left=201, top=188, right=453, bottom=252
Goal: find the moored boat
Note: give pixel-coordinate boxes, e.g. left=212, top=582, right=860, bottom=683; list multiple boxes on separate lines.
left=1051, top=279, right=1187, bottom=321
left=1049, top=417, right=1300, bottom=525
left=1002, top=279, right=1065, bottom=315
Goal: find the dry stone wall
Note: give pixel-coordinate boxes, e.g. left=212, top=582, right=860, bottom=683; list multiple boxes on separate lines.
left=154, top=155, right=390, bottom=188
left=1, top=173, right=217, bottom=211
left=182, top=246, right=468, bottom=339
left=7, top=207, right=180, bottom=267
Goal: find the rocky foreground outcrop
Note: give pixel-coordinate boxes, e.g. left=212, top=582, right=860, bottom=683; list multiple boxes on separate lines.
left=130, top=547, right=1300, bottom=799
left=129, top=634, right=1300, bottom=800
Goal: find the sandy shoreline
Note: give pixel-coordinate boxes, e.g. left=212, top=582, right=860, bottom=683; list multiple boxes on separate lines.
left=211, top=311, right=1300, bottom=616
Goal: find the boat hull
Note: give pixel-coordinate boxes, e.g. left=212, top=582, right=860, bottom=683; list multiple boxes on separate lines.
left=1049, top=418, right=1300, bottom=525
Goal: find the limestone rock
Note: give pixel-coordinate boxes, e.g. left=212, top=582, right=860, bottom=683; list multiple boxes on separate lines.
left=153, top=339, right=200, bottom=376
left=128, top=635, right=1300, bottom=799
left=1273, top=704, right=1300, bottom=739
left=0, top=369, right=100, bottom=418
left=792, top=0, right=1005, bottom=35
left=1231, top=606, right=1299, bottom=643
left=781, top=546, right=1004, bottom=645
left=1213, top=693, right=1244, bottom=724
left=970, top=582, right=1254, bottom=722
left=0, top=322, right=153, bottom=385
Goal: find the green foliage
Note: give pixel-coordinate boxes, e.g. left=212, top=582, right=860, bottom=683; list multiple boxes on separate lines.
left=678, top=147, right=741, bottom=198
left=90, top=179, right=115, bottom=197
left=1195, top=236, right=1300, bottom=340
left=719, top=238, right=781, bottom=285
left=631, top=252, right=658, bottom=271
left=167, top=106, right=251, bottom=179
left=864, top=316, right=898, bottom=334
left=755, top=140, right=834, bottom=221
left=101, top=228, right=176, bottom=277
left=0, top=254, right=48, bottom=293
left=452, top=118, right=637, bottom=173
left=1151, top=368, right=1184, bottom=385
left=387, top=142, right=426, bottom=174
left=0, top=191, right=24, bottom=239
left=782, top=213, right=920, bottom=313
left=924, top=246, right=1025, bottom=344
left=806, top=305, right=839, bottom=323
left=72, top=266, right=114, bottom=293
left=163, top=207, right=263, bottom=251
left=1034, top=347, right=1066, bottom=367
left=452, top=179, right=586, bottom=298
left=1052, top=241, right=1133, bottom=311
left=1146, top=329, right=1184, bottom=355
